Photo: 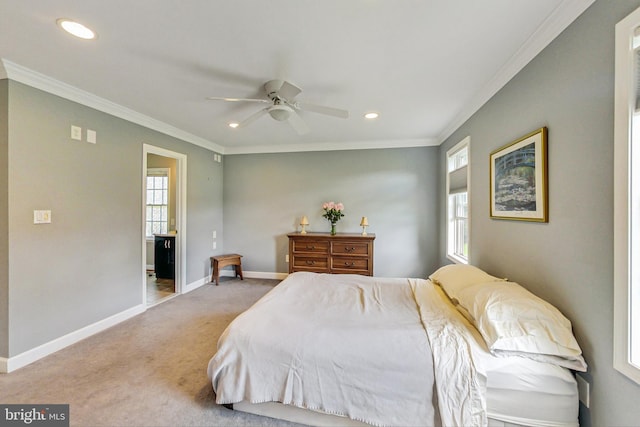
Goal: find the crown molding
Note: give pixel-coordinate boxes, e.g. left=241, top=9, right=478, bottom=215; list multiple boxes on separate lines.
left=3, top=0, right=594, bottom=157
left=1, top=59, right=225, bottom=154
left=0, top=60, right=7, bottom=80
left=437, top=0, right=596, bottom=144
left=223, top=138, right=438, bottom=155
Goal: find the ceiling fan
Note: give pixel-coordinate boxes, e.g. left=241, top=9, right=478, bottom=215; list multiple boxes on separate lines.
left=207, top=79, right=349, bottom=135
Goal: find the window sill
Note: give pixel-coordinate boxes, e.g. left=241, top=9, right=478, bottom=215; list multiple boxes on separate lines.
left=447, top=253, right=468, bottom=265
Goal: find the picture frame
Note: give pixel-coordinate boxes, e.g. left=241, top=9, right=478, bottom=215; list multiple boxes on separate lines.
left=490, top=127, right=548, bottom=222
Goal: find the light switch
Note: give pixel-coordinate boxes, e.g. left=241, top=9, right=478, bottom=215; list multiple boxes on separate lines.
left=212, top=230, right=217, bottom=239
left=71, top=126, right=81, bottom=141
left=34, top=210, right=51, bottom=224
left=86, top=129, right=97, bottom=144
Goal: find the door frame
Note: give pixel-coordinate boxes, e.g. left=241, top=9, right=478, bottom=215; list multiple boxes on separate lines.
left=142, top=144, right=187, bottom=305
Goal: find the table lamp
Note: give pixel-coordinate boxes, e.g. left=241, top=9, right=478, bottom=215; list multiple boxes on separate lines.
left=300, top=215, right=309, bottom=234
left=360, top=216, right=369, bottom=236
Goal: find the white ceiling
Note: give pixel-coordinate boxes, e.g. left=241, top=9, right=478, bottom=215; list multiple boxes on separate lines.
left=0, top=0, right=594, bottom=154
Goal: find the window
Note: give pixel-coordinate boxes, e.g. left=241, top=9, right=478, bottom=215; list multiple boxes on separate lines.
left=614, top=6, right=640, bottom=385
left=146, top=168, right=170, bottom=238
left=446, top=137, right=470, bottom=264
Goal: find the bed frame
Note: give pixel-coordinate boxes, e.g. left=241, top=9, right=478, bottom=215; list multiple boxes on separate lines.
left=231, top=400, right=527, bottom=427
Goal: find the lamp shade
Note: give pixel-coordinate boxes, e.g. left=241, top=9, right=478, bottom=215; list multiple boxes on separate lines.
left=360, top=216, right=369, bottom=226
left=300, top=215, right=309, bottom=226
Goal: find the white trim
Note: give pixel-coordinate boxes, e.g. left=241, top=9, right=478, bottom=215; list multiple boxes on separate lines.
left=1, top=0, right=593, bottom=157
left=437, top=0, right=595, bottom=144
left=181, top=271, right=289, bottom=294
left=224, top=138, right=437, bottom=155
left=0, top=59, right=225, bottom=154
left=614, top=5, right=640, bottom=385
left=446, top=136, right=471, bottom=265
left=0, top=269, right=287, bottom=373
left=220, top=270, right=289, bottom=280
left=142, top=145, right=187, bottom=304
left=1, top=304, right=145, bottom=373
left=183, top=276, right=210, bottom=294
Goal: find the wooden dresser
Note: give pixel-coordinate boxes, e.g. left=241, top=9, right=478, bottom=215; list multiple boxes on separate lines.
left=287, top=232, right=375, bottom=276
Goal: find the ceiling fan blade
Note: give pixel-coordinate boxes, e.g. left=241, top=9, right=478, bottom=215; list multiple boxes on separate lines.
left=287, top=110, right=310, bottom=135
left=206, top=96, right=270, bottom=104
left=278, top=80, right=302, bottom=100
left=296, top=102, right=349, bottom=119
left=239, top=108, right=269, bottom=127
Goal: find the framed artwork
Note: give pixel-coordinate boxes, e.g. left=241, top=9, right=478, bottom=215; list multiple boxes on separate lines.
left=490, top=127, right=548, bottom=222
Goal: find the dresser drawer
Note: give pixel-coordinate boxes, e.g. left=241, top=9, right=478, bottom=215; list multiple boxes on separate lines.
left=331, top=256, right=370, bottom=273
left=330, top=241, right=371, bottom=256
left=292, top=239, right=330, bottom=254
left=291, top=255, right=329, bottom=272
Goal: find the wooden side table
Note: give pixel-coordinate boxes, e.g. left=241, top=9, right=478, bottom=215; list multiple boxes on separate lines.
left=211, top=254, right=243, bottom=285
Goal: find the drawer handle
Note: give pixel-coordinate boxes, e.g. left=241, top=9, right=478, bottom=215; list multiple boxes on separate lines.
left=344, top=262, right=355, bottom=267
left=344, top=247, right=355, bottom=252
left=306, top=260, right=316, bottom=265
left=305, top=245, right=316, bottom=250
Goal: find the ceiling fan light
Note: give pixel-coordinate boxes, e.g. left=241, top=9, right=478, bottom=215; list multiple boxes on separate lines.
left=268, top=105, right=291, bottom=121
left=364, top=112, right=379, bottom=119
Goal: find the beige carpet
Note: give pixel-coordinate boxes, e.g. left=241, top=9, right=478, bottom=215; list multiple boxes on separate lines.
left=0, top=278, right=304, bottom=427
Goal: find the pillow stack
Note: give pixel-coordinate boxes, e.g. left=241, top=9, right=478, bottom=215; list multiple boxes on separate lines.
left=429, top=264, right=587, bottom=372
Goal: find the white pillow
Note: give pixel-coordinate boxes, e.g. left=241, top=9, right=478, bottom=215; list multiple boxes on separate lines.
left=428, top=264, right=506, bottom=297
left=454, top=281, right=587, bottom=371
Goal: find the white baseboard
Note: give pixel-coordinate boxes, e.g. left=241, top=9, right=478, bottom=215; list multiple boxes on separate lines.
left=183, top=276, right=209, bottom=294
left=185, top=271, right=287, bottom=292
left=220, top=270, right=288, bottom=280
left=1, top=303, right=146, bottom=373
left=0, top=271, right=287, bottom=373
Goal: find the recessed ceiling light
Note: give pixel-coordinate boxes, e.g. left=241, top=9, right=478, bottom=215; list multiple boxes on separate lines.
left=56, top=18, right=97, bottom=40
left=228, top=122, right=239, bottom=129
left=364, top=112, right=379, bottom=119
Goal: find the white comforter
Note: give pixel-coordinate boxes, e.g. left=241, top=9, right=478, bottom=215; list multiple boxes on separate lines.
left=208, top=272, right=487, bottom=427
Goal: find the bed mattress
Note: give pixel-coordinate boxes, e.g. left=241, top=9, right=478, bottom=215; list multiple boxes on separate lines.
left=482, top=356, right=579, bottom=426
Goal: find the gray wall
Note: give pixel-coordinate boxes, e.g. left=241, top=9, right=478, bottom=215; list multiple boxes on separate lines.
left=223, top=147, right=439, bottom=278
left=3, top=80, right=223, bottom=357
left=0, top=80, right=8, bottom=357
left=439, top=1, right=640, bottom=425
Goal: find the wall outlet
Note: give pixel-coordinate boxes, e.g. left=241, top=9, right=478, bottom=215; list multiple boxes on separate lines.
left=576, top=374, right=590, bottom=408
left=212, top=241, right=217, bottom=250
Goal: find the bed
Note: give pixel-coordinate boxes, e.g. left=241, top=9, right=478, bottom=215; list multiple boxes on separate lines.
left=207, top=266, right=586, bottom=427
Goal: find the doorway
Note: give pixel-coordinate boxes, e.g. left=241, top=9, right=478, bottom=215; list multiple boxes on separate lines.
left=142, top=144, right=187, bottom=307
